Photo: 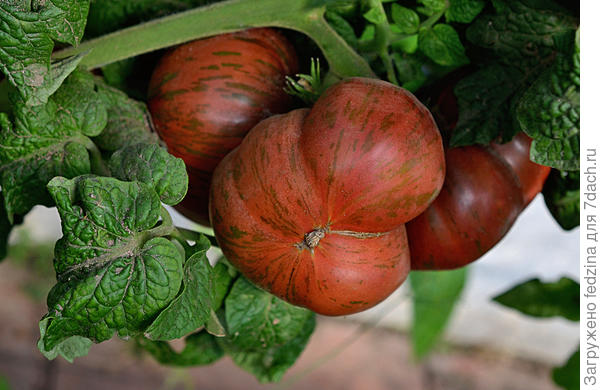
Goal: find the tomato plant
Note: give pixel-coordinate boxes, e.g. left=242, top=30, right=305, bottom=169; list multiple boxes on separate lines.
left=210, top=77, right=445, bottom=315
left=0, top=0, right=579, bottom=386
left=148, top=28, right=298, bottom=225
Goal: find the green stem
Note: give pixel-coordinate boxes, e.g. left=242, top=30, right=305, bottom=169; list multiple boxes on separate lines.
left=419, top=10, right=445, bottom=30
left=53, top=0, right=374, bottom=79
left=364, top=0, right=398, bottom=85
left=80, top=136, right=111, bottom=177
left=177, top=226, right=220, bottom=247
left=160, top=206, right=174, bottom=226
left=379, top=49, right=398, bottom=85
left=148, top=222, right=176, bottom=239
left=389, top=32, right=411, bottom=46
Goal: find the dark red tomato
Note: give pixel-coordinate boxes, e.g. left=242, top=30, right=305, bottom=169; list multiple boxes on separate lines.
left=431, top=77, right=551, bottom=205
left=210, top=78, right=445, bottom=315
left=406, top=75, right=551, bottom=271
left=148, top=28, right=298, bottom=225
left=407, top=146, right=524, bottom=270
left=490, top=132, right=552, bottom=206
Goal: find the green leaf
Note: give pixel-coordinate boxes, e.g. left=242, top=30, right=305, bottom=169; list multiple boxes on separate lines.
left=450, top=64, right=523, bottom=147
left=85, top=0, right=215, bottom=38
left=109, top=144, right=188, bottom=206
left=206, top=309, right=227, bottom=337
left=220, top=314, right=316, bottom=383
left=492, top=0, right=572, bottom=14
left=552, top=348, right=579, bottom=390
left=37, top=317, right=92, bottom=363
left=358, top=24, right=376, bottom=43
left=0, top=69, right=108, bottom=220
left=363, top=7, right=388, bottom=25
left=0, top=1, right=90, bottom=105
left=390, top=34, right=419, bottom=55
left=418, top=0, right=447, bottom=15
left=92, top=79, right=158, bottom=152
left=390, top=4, right=420, bottom=34
left=325, top=11, right=358, bottom=49
left=28, top=54, right=87, bottom=107
left=516, top=54, right=579, bottom=170
left=137, top=331, right=224, bottom=366
left=543, top=170, right=579, bottom=230
left=493, top=277, right=579, bottom=321
left=418, top=24, right=469, bottom=67
left=225, top=277, right=314, bottom=351
left=101, top=58, right=138, bottom=95
left=445, top=0, right=485, bottom=23
left=392, top=53, right=428, bottom=92
left=39, top=176, right=184, bottom=353
left=410, top=269, right=467, bottom=359
left=466, top=1, right=578, bottom=62
left=145, top=237, right=233, bottom=340
left=0, top=192, right=18, bottom=261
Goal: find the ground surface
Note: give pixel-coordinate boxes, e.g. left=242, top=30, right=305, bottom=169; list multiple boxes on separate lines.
left=0, top=259, right=562, bottom=390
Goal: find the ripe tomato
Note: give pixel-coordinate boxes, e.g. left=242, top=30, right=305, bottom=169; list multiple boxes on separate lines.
left=430, top=76, right=551, bottom=206
left=405, top=75, right=552, bottom=271
left=147, top=28, right=298, bottom=225
left=490, top=132, right=551, bottom=206
left=209, top=78, right=445, bottom=315
left=407, top=146, right=524, bottom=270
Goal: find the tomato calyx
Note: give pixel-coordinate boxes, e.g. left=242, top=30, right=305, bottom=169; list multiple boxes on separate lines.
left=296, top=228, right=326, bottom=251
left=295, top=225, right=388, bottom=252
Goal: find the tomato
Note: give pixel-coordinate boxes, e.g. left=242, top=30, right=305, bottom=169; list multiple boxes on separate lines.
left=407, top=146, right=524, bottom=270
left=405, top=74, right=552, bottom=271
left=209, top=78, right=445, bottom=315
left=430, top=76, right=551, bottom=206
left=147, top=28, right=298, bottom=225
left=490, top=132, right=551, bottom=206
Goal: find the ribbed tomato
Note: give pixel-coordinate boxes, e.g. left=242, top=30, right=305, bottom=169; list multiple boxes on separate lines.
left=490, top=132, right=551, bottom=206
left=209, top=78, right=445, bottom=315
left=407, top=146, right=524, bottom=270
left=148, top=28, right=298, bottom=225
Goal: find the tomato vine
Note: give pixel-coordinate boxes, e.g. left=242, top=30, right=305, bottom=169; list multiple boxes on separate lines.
left=53, top=0, right=376, bottom=79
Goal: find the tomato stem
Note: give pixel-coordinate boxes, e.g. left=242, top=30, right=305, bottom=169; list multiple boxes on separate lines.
left=80, top=135, right=111, bottom=177
left=175, top=226, right=220, bottom=248
left=52, top=0, right=375, bottom=79
left=364, top=0, right=398, bottom=85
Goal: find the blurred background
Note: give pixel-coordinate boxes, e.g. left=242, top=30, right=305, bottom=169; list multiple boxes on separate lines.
left=0, top=193, right=578, bottom=390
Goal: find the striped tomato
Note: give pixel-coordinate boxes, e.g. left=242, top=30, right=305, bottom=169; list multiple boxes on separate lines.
left=407, top=146, right=524, bottom=270
left=209, top=78, right=445, bottom=315
left=407, top=78, right=552, bottom=271
left=148, top=28, right=298, bottom=225
left=490, top=132, right=552, bottom=206
left=431, top=76, right=551, bottom=207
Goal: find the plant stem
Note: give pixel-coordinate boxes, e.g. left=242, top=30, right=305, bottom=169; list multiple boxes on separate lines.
left=176, top=226, right=220, bottom=247
left=364, top=0, right=398, bottom=85
left=53, top=0, right=374, bottom=79
left=160, top=206, right=174, bottom=226
left=81, top=136, right=111, bottom=177
left=419, top=10, right=445, bottom=30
